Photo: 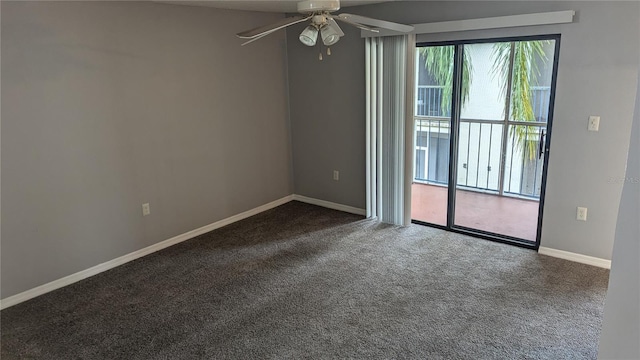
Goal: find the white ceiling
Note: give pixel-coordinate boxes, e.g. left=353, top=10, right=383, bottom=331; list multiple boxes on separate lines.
left=158, top=0, right=395, bottom=13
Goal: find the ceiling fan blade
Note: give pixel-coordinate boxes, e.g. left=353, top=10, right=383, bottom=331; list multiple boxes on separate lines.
left=241, top=30, right=279, bottom=46
left=237, top=15, right=311, bottom=39
left=330, top=14, right=379, bottom=33
left=335, top=13, right=414, bottom=33
left=326, top=18, right=345, bottom=37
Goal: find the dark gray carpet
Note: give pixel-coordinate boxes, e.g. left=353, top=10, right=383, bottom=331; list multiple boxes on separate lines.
left=1, top=201, right=609, bottom=359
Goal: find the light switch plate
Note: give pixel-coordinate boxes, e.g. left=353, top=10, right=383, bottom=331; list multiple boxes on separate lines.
left=577, top=207, right=588, bottom=221
left=588, top=116, right=600, bottom=131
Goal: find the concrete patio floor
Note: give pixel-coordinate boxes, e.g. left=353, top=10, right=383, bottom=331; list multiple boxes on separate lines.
left=411, top=183, right=539, bottom=242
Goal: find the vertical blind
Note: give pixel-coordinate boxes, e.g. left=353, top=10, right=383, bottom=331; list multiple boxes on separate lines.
left=365, top=34, right=415, bottom=225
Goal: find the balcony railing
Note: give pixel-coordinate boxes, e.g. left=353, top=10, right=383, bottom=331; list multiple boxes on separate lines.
left=531, top=86, right=551, bottom=123
left=417, top=85, right=550, bottom=122
left=414, top=85, right=550, bottom=199
left=416, top=85, right=449, bottom=117
left=414, top=118, right=545, bottom=199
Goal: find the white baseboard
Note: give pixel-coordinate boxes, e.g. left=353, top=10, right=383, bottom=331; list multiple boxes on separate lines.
left=292, top=194, right=366, bottom=216
left=538, top=246, right=611, bottom=269
left=10, top=194, right=608, bottom=310
left=0, top=195, right=295, bottom=310
left=0, top=194, right=364, bottom=310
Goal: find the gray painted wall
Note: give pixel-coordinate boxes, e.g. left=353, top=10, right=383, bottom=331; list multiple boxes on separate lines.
left=287, top=24, right=367, bottom=209
left=287, top=1, right=639, bottom=260
left=598, top=73, right=640, bottom=359
left=1, top=2, right=293, bottom=298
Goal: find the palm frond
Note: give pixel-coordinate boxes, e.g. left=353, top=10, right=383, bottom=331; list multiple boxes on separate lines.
left=418, top=46, right=472, bottom=115
left=419, top=41, right=551, bottom=161
left=491, top=40, right=550, bottom=160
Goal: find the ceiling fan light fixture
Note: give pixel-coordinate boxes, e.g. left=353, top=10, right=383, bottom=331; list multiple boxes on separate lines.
left=237, top=0, right=414, bottom=47
left=299, top=25, right=318, bottom=46
left=321, top=25, right=341, bottom=46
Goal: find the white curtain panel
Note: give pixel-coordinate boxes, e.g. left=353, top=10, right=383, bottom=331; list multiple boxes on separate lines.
left=365, top=35, right=416, bottom=225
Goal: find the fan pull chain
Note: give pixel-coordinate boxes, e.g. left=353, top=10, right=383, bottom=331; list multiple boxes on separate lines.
left=319, top=51, right=323, bottom=61
left=327, top=47, right=331, bottom=56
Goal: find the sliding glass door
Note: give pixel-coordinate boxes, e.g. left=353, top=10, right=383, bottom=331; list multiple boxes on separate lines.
left=412, top=45, right=455, bottom=227
left=411, top=36, right=560, bottom=248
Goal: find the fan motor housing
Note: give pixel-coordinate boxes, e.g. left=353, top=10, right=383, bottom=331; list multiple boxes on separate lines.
left=297, top=0, right=340, bottom=13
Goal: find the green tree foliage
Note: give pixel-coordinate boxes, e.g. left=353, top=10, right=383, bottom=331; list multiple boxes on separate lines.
left=491, top=41, right=549, bottom=160
left=418, top=46, right=472, bottom=115
left=419, top=41, right=550, bottom=160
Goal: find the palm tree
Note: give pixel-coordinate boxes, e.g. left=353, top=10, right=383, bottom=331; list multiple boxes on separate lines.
left=491, top=40, right=549, bottom=160
left=418, top=46, right=472, bottom=115
left=419, top=41, right=550, bottom=160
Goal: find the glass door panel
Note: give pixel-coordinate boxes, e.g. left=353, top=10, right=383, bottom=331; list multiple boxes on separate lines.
left=411, top=45, right=454, bottom=227
left=453, top=39, right=557, bottom=243
left=412, top=36, right=558, bottom=248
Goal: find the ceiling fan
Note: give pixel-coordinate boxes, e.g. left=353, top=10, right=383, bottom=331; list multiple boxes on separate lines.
left=236, top=0, right=414, bottom=48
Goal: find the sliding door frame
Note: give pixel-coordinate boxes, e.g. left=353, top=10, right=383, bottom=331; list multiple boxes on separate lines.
left=412, top=34, right=562, bottom=250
